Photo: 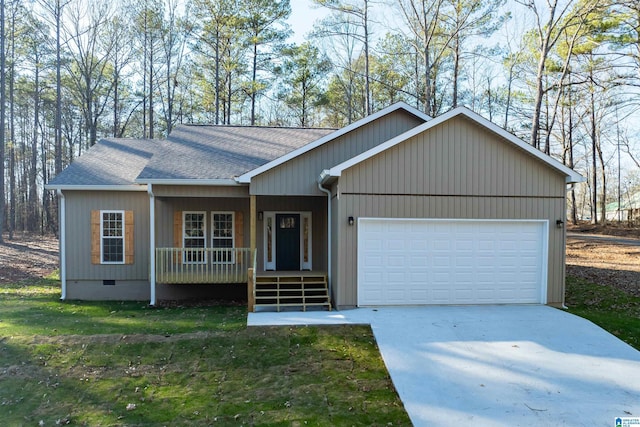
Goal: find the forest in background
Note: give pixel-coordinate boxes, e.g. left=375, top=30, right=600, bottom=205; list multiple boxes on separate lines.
left=0, top=0, right=638, bottom=240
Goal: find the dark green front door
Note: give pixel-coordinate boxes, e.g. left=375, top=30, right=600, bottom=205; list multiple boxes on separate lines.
left=276, top=214, right=300, bottom=270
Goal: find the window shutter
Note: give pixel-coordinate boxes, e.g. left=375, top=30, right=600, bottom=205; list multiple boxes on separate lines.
left=235, top=211, right=244, bottom=265
left=124, top=211, right=134, bottom=265
left=173, top=211, right=182, bottom=263
left=91, top=210, right=101, bottom=264
left=235, top=211, right=244, bottom=247
left=174, top=211, right=182, bottom=247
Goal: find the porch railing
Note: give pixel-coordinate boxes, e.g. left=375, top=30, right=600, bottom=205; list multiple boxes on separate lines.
left=155, top=248, right=251, bottom=284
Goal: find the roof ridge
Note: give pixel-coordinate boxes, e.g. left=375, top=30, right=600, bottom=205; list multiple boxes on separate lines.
left=176, top=123, right=337, bottom=131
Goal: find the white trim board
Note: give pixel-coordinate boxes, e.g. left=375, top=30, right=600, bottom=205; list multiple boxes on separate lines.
left=236, top=102, right=431, bottom=183
left=323, top=107, right=584, bottom=184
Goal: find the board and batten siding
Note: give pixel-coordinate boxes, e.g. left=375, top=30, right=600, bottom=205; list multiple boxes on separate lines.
left=152, top=184, right=249, bottom=198
left=251, top=110, right=425, bottom=196
left=333, top=116, right=568, bottom=308
left=340, top=116, right=565, bottom=198
left=155, top=197, right=250, bottom=248
left=63, top=190, right=150, bottom=300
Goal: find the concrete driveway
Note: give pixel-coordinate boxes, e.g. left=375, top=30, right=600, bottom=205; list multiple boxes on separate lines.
left=248, top=306, right=640, bottom=426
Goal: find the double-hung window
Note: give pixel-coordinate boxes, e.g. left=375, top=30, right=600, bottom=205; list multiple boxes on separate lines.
left=183, top=212, right=206, bottom=263
left=211, top=212, right=234, bottom=263
left=101, top=211, right=124, bottom=264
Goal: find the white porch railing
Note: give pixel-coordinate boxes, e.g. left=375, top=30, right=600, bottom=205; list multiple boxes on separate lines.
left=155, top=248, right=251, bottom=284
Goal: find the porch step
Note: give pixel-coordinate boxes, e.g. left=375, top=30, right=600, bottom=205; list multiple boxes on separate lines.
left=254, top=274, right=331, bottom=312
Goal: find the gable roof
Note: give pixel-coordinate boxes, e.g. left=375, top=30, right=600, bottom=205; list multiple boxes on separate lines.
left=46, top=138, right=157, bottom=190
left=236, top=101, right=431, bottom=183
left=320, top=106, right=585, bottom=185
left=136, top=125, right=335, bottom=185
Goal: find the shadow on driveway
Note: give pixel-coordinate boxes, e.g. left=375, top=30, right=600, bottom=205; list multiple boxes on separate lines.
left=249, top=305, right=640, bottom=426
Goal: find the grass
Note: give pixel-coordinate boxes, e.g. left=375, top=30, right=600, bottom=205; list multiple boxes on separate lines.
left=0, top=279, right=410, bottom=426
left=565, top=275, right=640, bottom=351
left=4, top=273, right=637, bottom=426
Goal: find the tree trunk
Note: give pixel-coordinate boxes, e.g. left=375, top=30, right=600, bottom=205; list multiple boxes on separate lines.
left=149, top=38, right=154, bottom=139
left=568, top=88, right=577, bottom=224
left=597, top=141, right=606, bottom=225
left=251, top=40, right=258, bottom=125
left=55, top=0, right=63, bottom=175
left=452, top=35, right=460, bottom=108
left=0, top=0, right=6, bottom=243
left=590, top=90, right=597, bottom=224
left=215, top=29, right=220, bottom=125
left=8, top=3, right=16, bottom=238
left=29, top=57, right=41, bottom=232
left=363, top=0, right=371, bottom=115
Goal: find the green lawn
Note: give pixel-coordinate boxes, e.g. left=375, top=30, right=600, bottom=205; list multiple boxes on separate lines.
left=565, top=275, right=640, bottom=351
left=0, top=278, right=410, bottom=426
left=3, top=274, right=638, bottom=426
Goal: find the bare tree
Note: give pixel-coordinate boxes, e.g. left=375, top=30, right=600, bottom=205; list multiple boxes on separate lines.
left=516, top=0, right=603, bottom=149
left=314, top=0, right=373, bottom=115
left=396, top=0, right=455, bottom=115
left=1, top=0, right=6, bottom=242
left=64, top=0, right=116, bottom=147
left=157, top=0, right=188, bottom=135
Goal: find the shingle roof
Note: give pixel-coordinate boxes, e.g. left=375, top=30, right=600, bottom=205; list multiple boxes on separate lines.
left=136, top=125, right=335, bottom=181
left=47, top=138, right=157, bottom=187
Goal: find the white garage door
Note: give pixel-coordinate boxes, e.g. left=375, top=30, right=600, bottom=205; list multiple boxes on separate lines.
left=357, top=219, right=548, bottom=306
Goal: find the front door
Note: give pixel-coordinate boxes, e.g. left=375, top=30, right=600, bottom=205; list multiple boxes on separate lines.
left=276, top=213, right=300, bottom=270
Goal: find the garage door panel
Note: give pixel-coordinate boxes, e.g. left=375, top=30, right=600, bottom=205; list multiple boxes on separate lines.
left=358, top=219, right=547, bottom=306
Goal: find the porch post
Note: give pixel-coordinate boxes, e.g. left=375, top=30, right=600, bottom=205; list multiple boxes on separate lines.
left=148, top=185, right=156, bottom=306
left=249, top=195, right=257, bottom=312
left=250, top=195, right=256, bottom=254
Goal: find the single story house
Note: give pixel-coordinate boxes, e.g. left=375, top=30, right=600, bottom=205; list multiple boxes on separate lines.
left=606, top=191, right=640, bottom=223
left=47, top=102, right=584, bottom=310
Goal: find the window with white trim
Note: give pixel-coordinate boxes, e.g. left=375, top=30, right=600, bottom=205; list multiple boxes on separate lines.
left=101, top=211, right=124, bottom=264
left=211, top=212, right=234, bottom=263
left=183, top=212, right=206, bottom=263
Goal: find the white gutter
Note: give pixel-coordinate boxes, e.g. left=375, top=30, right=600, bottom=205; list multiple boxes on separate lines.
left=136, top=178, right=242, bottom=186
left=45, top=184, right=148, bottom=192
left=148, top=184, right=156, bottom=306
left=57, top=189, right=67, bottom=300
left=317, top=180, right=333, bottom=305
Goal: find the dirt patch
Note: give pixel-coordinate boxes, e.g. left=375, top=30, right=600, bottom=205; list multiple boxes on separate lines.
left=0, top=233, right=59, bottom=284
left=568, top=222, right=640, bottom=239
left=25, top=330, right=228, bottom=346
left=566, top=237, right=640, bottom=298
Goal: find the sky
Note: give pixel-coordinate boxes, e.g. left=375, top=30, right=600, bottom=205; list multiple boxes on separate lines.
left=289, top=0, right=328, bottom=43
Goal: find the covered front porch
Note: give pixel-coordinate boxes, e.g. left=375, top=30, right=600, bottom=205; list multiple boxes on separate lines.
left=154, top=247, right=330, bottom=312
left=149, top=189, right=331, bottom=310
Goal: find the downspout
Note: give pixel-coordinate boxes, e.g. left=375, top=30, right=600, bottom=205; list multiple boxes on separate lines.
left=148, top=184, right=156, bottom=306
left=57, top=189, right=66, bottom=300
left=317, top=181, right=332, bottom=304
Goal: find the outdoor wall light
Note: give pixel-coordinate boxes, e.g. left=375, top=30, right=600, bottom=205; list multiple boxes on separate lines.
left=258, top=211, right=263, bottom=221
left=556, top=219, right=564, bottom=228
left=348, top=216, right=355, bottom=226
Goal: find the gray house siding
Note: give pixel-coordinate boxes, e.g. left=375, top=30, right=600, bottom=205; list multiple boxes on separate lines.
left=251, top=110, right=425, bottom=196
left=155, top=197, right=250, bottom=248
left=332, top=116, right=568, bottom=308
left=152, top=184, right=249, bottom=198
left=63, top=190, right=150, bottom=300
